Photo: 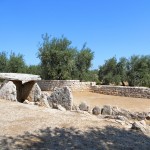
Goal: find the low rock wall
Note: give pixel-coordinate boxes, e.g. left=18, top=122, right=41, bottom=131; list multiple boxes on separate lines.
left=92, top=85, right=150, bottom=99
left=37, top=80, right=150, bottom=99
left=37, top=80, right=96, bottom=91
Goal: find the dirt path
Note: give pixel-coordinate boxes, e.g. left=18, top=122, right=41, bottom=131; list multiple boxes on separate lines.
left=73, top=92, right=150, bottom=112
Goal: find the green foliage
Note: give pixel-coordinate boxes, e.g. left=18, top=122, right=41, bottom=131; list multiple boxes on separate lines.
left=98, top=57, right=118, bottom=85
left=116, top=57, right=127, bottom=86
left=127, top=55, right=150, bottom=87
left=82, top=69, right=99, bottom=82
left=75, top=44, right=94, bottom=81
left=26, top=65, right=41, bottom=75
left=98, top=55, right=150, bottom=87
left=6, top=52, right=27, bottom=73
left=38, top=34, right=94, bottom=80
left=0, top=51, right=8, bottom=72
left=38, top=34, right=77, bottom=80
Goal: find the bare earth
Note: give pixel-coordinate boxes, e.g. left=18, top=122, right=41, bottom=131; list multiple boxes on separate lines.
left=73, top=91, right=150, bottom=112
left=0, top=92, right=150, bottom=149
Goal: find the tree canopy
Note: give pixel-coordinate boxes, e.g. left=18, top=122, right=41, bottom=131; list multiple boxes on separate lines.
left=98, top=55, right=150, bottom=87
left=38, top=34, right=94, bottom=80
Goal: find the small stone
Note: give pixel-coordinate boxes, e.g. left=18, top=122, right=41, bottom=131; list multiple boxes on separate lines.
left=131, top=120, right=147, bottom=133
left=101, top=105, right=112, bottom=115
left=116, top=115, right=128, bottom=121
left=39, top=93, right=50, bottom=108
left=92, top=106, right=101, bottom=115
left=23, top=100, right=35, bottom=105
left=23, top=99, right=30, bottom=104
left=57, top=104, right=66, bottom=111
left=146, top=113, right=150, bottom=120
left=79, top=102, right=89, bottom=111
left=72, top=104, right=80, bottom=111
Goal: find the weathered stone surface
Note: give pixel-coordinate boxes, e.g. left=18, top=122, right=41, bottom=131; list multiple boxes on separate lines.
left=22, top=83, right=41, bottom=102
left=72, top=104, right=80, bottom=111
left=47, top=86, right=73, bottom=110
left=118, top=108, right=132, bottom=119
left=112, top=106, right=120, bottom=116
left=38, top=93, right=50, bottom=108
left=33, top=83, right=41, bottom=102
left=101, top=105, right=112, bottom=115
left=79, top=102, right=89, bottom=111
left=146, top=113, right=150, bottom=120
left=0, top=81, right=17, bottom=101
left=131, top=120, right=147, bottom=133
left=23, top=99, right=35, bottom=105
left=92, top=85, right=150, bottom=99
left=57, top=104, right=66, bottom=111
left=92, top=106, right=101, bottom=115
left=0, top=73, right=41, bottom=84
left=37, top=80, right=96, bottom=92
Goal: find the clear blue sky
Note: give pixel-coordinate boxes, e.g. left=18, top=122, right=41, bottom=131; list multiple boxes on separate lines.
left=0, top=0, right=150, bottom=69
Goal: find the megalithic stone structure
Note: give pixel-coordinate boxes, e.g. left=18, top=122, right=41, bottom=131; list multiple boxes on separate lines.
left=0, top=73, right=41, bottom=102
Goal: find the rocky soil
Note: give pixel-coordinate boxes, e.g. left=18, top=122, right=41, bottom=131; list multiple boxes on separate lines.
left=0, top=98, right=150, bottom=150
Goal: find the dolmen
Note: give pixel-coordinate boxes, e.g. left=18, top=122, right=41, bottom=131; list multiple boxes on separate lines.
left=0, top=73, right=41, bottom=102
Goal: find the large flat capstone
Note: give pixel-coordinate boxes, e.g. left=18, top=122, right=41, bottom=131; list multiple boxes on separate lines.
left=0, top=73, right=41, bottom=83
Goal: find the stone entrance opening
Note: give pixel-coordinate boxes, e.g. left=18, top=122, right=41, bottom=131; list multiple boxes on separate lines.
left=12, top=80, right=36, bottom=103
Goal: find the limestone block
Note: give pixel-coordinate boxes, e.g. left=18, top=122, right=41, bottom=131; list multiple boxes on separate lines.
left=0, top=81, right=17, bottom=101
left=92, top=106, right=101, bottom=115
left=101, top=105, right=112, bottom=115
left=79, top=102, right=89, bottom=111
left=131, top=120, right=147, bottom=133
left=23, top=83, right=41, bottom=102
left=0, top=73, right=41, bottom=84
left=47, top=86, right=73, bottom=110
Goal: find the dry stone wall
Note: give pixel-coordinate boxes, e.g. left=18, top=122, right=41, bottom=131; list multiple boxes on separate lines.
left=37, top=80, right=96, bottom=92
left=37, top=80, right=150, bottom=99
left=92, top=85, right=150, bottom=99
left=38, top=80, right=150, bottom=99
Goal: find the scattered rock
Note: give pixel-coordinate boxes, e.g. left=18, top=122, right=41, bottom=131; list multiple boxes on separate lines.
left=57, top=104, right=66, bottom=111
left=72, top=104, right=80, bottom=111
left=112, top=106, right=119, bottom=116
left=146, top=113, right=150, bottom=120
left=47, top=86, right=73, bottom=110
left=104, top=115, right=116, bottom=119
left=38, top=93, right=50, bottom=108
left=0, top=80, right=17, bottom=101
left=116, top=115, right=128, bottom=121
left=137, top=112, right=147, bottom=121
left=79, top=102, right=89, bottom=111
left=101, top=105, right=112, bottom=115
left=23, top=100, right=35, bottom=105
left=131, top=120, right=147, bottom=133
left=117, top=108, right=132, bottom=119
left=92, top=106, right=101, bottom=115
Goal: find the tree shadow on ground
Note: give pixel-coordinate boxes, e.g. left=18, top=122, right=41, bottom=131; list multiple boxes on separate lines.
left=0, top=126, right=150, bottom=150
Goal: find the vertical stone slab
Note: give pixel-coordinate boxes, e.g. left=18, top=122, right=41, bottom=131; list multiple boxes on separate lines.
left=47, top=86, right=73, bottom=110
left=12, top=81, right=23, bottom=102
left=0, top=80, right=17, bottom=101
left=22, top=82, right=41, bottom=102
